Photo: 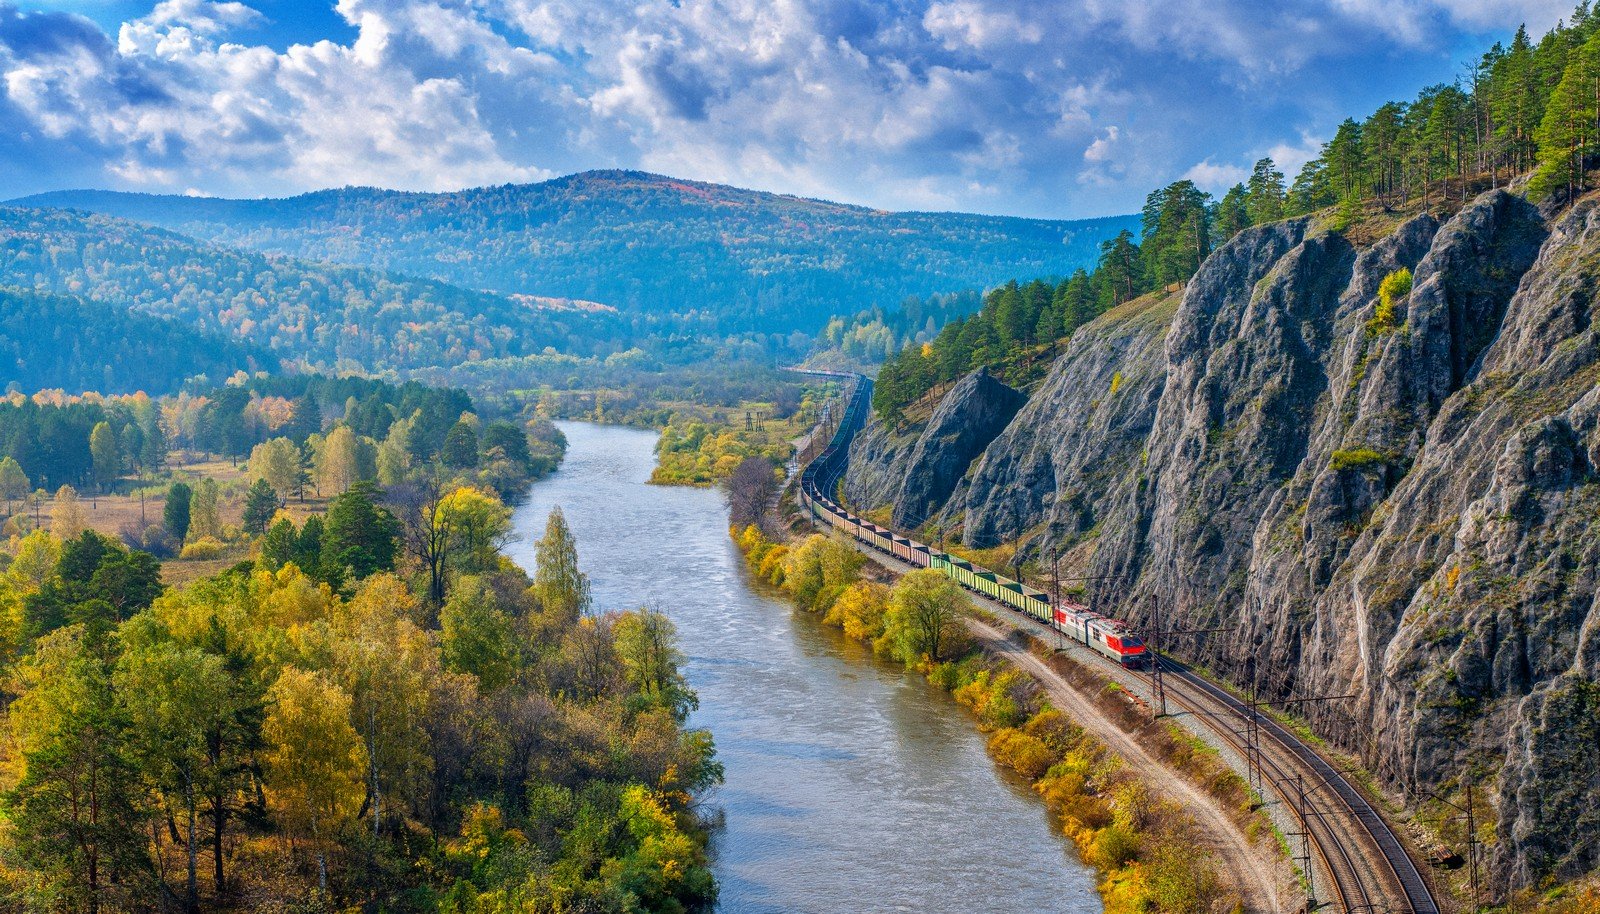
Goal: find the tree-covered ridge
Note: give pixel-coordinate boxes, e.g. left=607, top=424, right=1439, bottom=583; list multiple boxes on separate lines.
left=12, top=171, right=1140, bottom=335
left=869, top=229, right=1145, bottom=421
left=0, top=206, right=604, bottom=374
left=0, top=373, right=563, bottom=537
left=0, top=287, right=268, bottom=396
left=1267, top=5, right=1600, bottom=215
left=813, top=290, right=983, bottom=366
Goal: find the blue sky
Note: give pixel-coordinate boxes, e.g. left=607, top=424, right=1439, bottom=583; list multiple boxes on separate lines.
left=0, top=0, right=1577, bottom=218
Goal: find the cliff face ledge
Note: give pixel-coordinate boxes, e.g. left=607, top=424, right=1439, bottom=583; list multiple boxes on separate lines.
left=844, top=367, right=1024, bottom=529
left=850, top=189, right=1600, bottom=885
left=956, top=290, right=1176, bottom=555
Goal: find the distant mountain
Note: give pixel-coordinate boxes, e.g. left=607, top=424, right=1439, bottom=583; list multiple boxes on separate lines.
left=12, top=171, right=1139, bottom=335
left=0, top=206, right=604, bottom=374
left=0, top=286, right=267, bottom=394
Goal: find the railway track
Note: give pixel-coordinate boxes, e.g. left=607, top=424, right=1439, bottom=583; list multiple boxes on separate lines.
left=788, top=368, right=1442, bottom=914
left=1160, top=658, right=1438, bottom=914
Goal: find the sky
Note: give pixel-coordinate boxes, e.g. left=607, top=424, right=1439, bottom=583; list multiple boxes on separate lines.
left=0, top=0, right=1578, bottom=218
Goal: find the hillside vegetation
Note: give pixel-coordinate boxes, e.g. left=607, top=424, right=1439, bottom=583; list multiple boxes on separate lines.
left=12, top=171, right=1138, bottom=336
left=0, top=207, right=601, bottom=374
left=0, top=286, right=267, bottom=394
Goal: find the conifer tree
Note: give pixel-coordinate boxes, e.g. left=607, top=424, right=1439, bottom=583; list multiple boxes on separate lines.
left=165, top=482, right=192, bottom=542
left=243, top=478, right=279, bottom=536
left=1244, top=158, right=1286, bottom=223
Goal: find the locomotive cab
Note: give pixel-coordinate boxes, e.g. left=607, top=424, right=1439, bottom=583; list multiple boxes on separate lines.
left=1117, top=635, right=1147, bottom=669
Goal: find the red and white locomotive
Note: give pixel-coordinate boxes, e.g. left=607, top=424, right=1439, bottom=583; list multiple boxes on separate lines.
left=1053, top=602, right=1148, bottom=669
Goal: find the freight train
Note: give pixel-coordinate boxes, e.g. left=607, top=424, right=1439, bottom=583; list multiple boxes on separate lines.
left=792, top=369, right=1148, bottom=669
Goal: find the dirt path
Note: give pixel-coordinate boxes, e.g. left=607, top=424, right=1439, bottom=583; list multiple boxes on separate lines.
left=960, top=614, right=1286, bottom=909
left=966, top=617, right=1292, bottom=913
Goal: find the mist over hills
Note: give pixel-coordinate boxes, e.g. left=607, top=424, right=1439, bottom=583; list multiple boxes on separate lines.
left=13, top=170, right=1138, bottom=336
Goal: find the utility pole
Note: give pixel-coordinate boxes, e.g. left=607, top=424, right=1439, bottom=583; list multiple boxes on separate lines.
left=1050, top=550, right=1063, bottom=652
left=1293, top=773, right=1316, bottom=911
left=1246, top=693, right=1262, bottom=793
left=1467, top=780, right=1480, bottom=914
left=1428, top=780, right=1481, bottom=913
left=1240, top=692, right=1354, bottom=787
left=1149, top=593, right=1166, bottom=717
left=1141, top=592, right=1233, bottom=719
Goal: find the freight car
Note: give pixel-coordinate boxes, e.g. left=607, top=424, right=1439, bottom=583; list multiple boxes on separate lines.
left=791, top=369, right=1147, bottom=670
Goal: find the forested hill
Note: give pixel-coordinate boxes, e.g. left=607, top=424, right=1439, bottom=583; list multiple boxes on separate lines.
left=12, top=171, right=1138, bottom=334
left=0, top=286, right=267, bottom=394
left=0, top=206, right=603, bottom=373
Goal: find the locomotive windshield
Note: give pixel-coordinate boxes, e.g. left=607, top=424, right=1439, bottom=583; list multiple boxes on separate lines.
left=1122, top=636, right=1144, bottom=648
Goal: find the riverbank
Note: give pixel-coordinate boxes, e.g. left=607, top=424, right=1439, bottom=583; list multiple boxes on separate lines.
left=733, top=522, right=1276, bottom=913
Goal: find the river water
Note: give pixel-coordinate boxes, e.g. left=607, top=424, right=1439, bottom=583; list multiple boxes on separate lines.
left=507, top=422, right=1100, bottom=914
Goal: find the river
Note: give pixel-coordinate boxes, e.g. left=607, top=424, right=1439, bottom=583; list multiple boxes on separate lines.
left=507, top=422, right=1100, bottom=914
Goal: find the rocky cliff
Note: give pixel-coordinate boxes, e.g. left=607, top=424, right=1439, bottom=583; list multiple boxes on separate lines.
left=847, top=189, right=1600, bottom=887
left=843, top=367, right=1025, bottom=529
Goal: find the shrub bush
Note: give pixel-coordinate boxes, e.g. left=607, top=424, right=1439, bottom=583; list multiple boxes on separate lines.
left=1329, top=447, right=1385, bottom=471
left=120, top=522, right=178, bottom=558
left=1367, top=267, right=1412, bottom=335
left=179, top=536, right=227, bottom=560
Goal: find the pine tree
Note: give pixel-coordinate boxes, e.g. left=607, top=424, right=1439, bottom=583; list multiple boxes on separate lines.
left=441, top=420, right=479, bottom=470
left=1142, top=181, right=1212, bottom=288
left=8, top=628, right=151, bottom=914
left=1214, top=184, right=1251, bottom=239
left=1325, top=119, right=1365, bottom=199
left=1244, top=158, right=1286, bottom=223
left=1493, top=26, right=1542, bottom=176
left=165, top=482, right=192, bottom=542
left=243, top=478, right=279, bottom=536
left=1532, top=29, right=1600, bottom=199
left=1095, top=230, right=1143, bottom=307
left=322, top=481, right=400, bottom=581
left=261, top=517, right=301, bottom=569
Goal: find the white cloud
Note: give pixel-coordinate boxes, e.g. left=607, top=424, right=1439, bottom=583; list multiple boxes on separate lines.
left=0, top=0, right=1575, bottom=215
left=1083, top=125, right=1120, bottom=163
left=1267, top=131, right=1325, bottom=179
left=1078, top=125, right=1126, bottom=186
left=145, top=0, right=264, bottom=33
left=1183, top=158, right=1248, bottom=191
left=923, top=1, right=1043, bottom=51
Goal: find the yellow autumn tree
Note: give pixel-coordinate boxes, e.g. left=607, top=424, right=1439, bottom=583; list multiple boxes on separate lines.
left=250, top=437, right=304, bottom=500
left=49, top=486, right=86, bottom=539
left=314, top=426, right=361, bottom=495
left=262, top=667, right=367, bottom=891
left=823, top=581, right=891, bottom=641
